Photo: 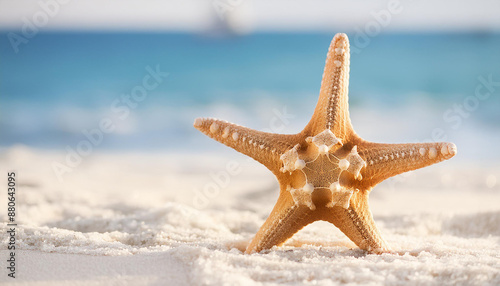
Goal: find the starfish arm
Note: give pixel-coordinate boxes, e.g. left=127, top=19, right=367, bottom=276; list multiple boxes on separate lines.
left=194, top=117, right=298, bottom=174
left=245, top=189, right=315, bottom=254
left=357, top=141, right=457, bottom=188
left=304, top=33, right=354, bottom=140
left=324, top=190, right=390, bottom=253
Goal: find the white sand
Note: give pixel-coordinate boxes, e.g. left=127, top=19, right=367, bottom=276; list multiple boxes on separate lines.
left=1, top=146, right=499, bottom=285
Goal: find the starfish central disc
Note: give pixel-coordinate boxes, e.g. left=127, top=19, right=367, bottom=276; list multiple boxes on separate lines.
left=280, top=129, right=366, bottom=210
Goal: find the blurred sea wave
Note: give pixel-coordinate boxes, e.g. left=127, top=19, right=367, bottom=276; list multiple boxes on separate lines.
left=1, top=32, right=499, bottom=160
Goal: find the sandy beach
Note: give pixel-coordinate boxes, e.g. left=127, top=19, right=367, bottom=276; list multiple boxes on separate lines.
left=1, top=146, right=499, bottom=285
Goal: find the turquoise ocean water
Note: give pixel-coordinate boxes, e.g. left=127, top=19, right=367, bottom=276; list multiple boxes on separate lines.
left=1, top=32, right=499, bottom=159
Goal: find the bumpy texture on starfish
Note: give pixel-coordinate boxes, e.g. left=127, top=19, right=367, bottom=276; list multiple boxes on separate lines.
left=194, top=33, right=457, bottom=254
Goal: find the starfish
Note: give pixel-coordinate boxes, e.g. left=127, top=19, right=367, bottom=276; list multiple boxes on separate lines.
left=193, top=33, right=457, bottom=254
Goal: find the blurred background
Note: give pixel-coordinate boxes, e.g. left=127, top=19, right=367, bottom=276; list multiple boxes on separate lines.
left=1, top=0, right=499, bottom=162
